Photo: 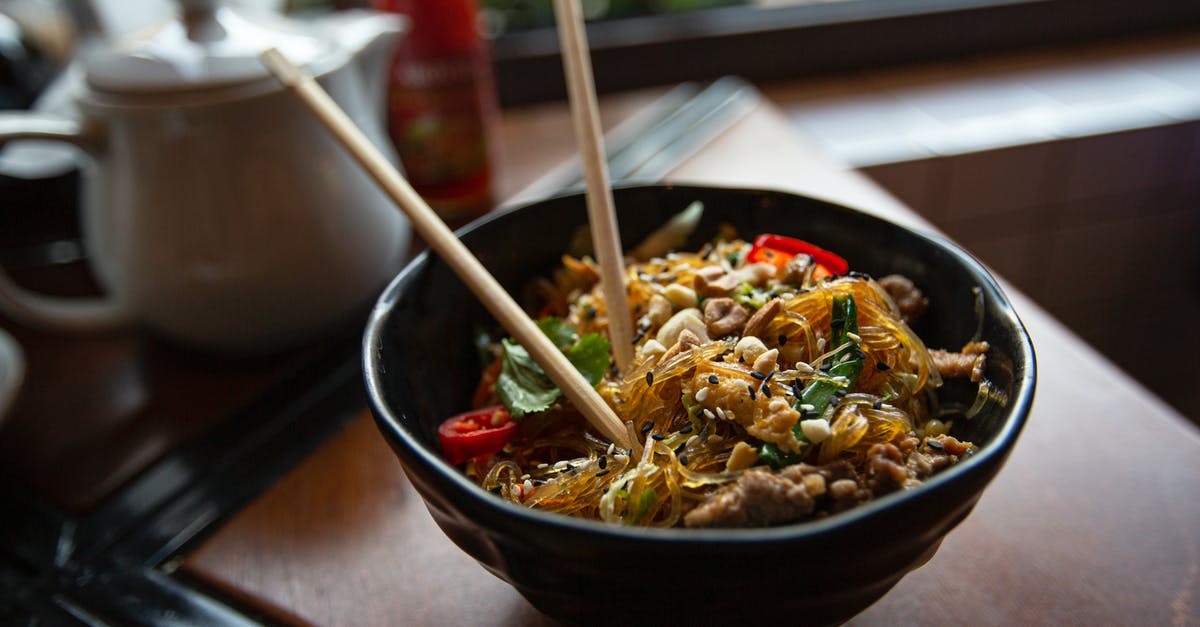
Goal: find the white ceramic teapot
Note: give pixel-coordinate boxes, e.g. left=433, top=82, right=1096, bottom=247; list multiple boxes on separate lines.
left=0, top=0, right=411, bottom=352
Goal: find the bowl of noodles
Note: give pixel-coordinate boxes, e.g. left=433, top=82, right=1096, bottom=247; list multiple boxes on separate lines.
left=364, top=184, right=1035, bottom=625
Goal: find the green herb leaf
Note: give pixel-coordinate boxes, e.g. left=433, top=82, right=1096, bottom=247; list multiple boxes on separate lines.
left=494, top=321, right=613, bottom=419
left=732, top=282, right=767, bottom=309
left=496, top=339, right=560, bottom=419
left=537, top=317, right=577, bottom=351
left=565, top=332, right=611, bottom=386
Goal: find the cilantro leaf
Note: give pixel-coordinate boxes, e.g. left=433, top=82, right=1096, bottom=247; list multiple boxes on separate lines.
left=496, top=338, right=560, bottom=419
left=537, top=317, right=577, bottom=351
left=565, top=332, right=610, bottom=386
left=494, top=321, right=613, bottom=419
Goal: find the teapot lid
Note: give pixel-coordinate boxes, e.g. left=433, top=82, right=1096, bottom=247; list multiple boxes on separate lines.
left=84, top=0, right=333, bottom=94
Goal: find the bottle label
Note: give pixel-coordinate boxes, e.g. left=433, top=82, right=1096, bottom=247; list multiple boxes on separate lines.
left=386, top=51, right=494, bottom=219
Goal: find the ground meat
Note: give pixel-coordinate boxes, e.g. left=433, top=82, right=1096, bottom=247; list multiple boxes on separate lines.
left=878, top=274, right=928, bottom=326
left=931, top=340, right=990, bottom=382
left=866, top=442, right=914, bottom=495
left=685, top=433, right=974, bottom=528
left=907, top=434, right=974, bottom=480
left=685, top=462, right=866, bottom=527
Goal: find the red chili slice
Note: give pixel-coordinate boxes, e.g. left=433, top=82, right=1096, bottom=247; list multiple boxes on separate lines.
left=438, top=405, right=517, bottom=465
left=746, top=234, right=849, bottom=277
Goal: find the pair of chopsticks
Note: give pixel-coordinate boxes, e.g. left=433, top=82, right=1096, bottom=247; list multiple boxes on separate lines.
left=259, top=0, right=636, bottom=450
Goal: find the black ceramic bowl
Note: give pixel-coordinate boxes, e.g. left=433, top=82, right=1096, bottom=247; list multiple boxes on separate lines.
left=365, top=185, right=1035, bottom=625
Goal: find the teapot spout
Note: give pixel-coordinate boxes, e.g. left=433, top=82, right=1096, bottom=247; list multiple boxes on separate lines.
left=324, top=10, right=405, bottom=114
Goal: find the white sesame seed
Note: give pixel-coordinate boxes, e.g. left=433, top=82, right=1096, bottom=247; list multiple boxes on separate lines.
left=614, top=453, right=629, bottom=464
left=686, top=435, right=700, bottom=447
left=523, top=479, right=534, bottom=493
left=606, top=443, right=616, bottom=455
left=702, top=409, right=716, bottom=420
left=695, top=387, right=710, bottom=403
left=521, top=474, right=531, bottom=481
left=800, top=403, right=816, bottom=412
left=554, top=460, right=570, bottom=469
left=794, top=362, right=815, bottom=375
left=715, top=406, right=727, bottom=420
left=846, top=332, right=862, bottom=343
left=817, top=338, right=827, bottom=351
left=537, top=463, right=549, bottom=469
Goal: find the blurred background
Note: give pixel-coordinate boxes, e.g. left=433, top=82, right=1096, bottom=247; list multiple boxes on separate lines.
left=2, top=0, right=1198, bottom=423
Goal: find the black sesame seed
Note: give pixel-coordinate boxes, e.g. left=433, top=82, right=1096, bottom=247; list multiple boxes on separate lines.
left=595, top=469, right=610, bottom=477
left=819, top=362, right=832, bottom=372
left=854, top=349, right=868, bottom=360
left=738, top=355, right=745, bottom=363
left=489, top=486, right=502, bottom=495
left=632, top=328, right=647, bottom=344
left=747, top=384, right=757, bottom=400
left=598, top=456, right=608, bottom=469
left=927, top=439, right=944, bottom=450
left=708, top=374, right=719, bottom=385
left=641, top=420, right=653, bottom=434
left=778, top=334, right=788, bottom=345
left=765, top=371, right=776, bottom=382
left=834, top=388, right=848, bottom=397
left=761, top=384, right=772, bottom=398
left=849, top=271, right=873, bottom=280
left=680, top=425, right=694, bottom=434
left=679, top=453, right=690, bottom=465
left=872, top=400, right=883, bottom=410
left=651, top=433, right=665, bottom=441
left=876, top=362, right=891, bottom=371
left=674, top=442, right=687, bottom=455
left=750, top=371, right=767, bottom=380
left=646, top=371, right=654, bottom=386
left=831, top=317, right=845, bottom=330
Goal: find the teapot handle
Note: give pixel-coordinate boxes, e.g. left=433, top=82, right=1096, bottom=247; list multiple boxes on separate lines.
left=0, top=113, right=130, bottom=332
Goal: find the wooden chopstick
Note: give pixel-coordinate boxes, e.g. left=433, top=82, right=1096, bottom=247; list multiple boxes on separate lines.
left=259, top=48, right=632, bottom=451
left=552, top=0, right=635, bottom=373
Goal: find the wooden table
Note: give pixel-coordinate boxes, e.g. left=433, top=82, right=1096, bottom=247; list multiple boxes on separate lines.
left=3, top=85, right=1197, bottom=625
left=179, top=89, right=1200, bottom=625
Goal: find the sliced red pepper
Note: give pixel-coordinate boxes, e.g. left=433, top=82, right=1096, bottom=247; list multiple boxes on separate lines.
left=438, top=405, right=517, bottom=465
left=746, top=234, right=849, bottom=278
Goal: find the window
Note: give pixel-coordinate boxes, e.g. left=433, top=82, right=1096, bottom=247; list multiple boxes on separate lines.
left=489, top=0, right=1200, bottom=105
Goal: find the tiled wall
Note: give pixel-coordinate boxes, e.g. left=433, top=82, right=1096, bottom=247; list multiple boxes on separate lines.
left=861, top=123, right=1200, bottom=421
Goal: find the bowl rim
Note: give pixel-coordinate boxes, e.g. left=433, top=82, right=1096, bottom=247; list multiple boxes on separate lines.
left=363, top=183, right=1037, bottom=543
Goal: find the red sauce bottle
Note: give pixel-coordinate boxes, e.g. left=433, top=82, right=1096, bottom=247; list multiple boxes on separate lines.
left=371, top=0, right=498, bottom=224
